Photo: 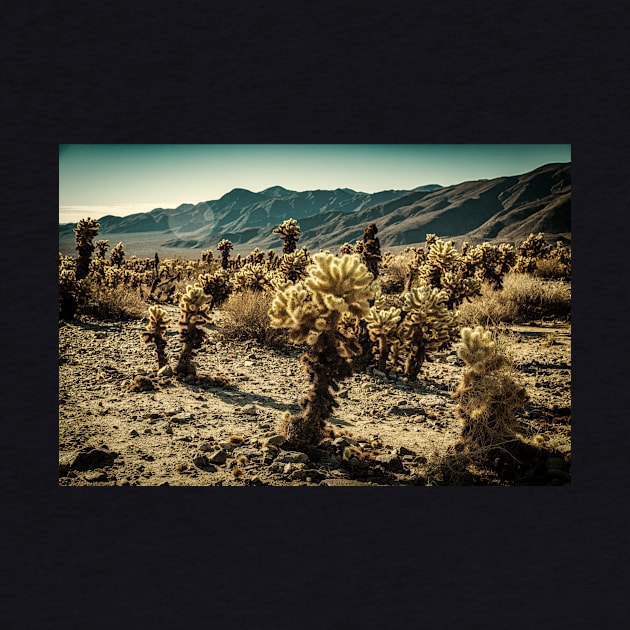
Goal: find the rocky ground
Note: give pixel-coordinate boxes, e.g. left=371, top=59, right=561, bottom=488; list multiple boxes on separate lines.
left=59, top=305, right=571, bottom=486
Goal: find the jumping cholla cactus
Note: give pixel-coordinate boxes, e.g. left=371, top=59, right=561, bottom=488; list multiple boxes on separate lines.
left=94, top=239, right=109, bottom=258
left=359, top=222, right=382, bottom=278
left=74, top=217, right=100, bottom=280
left=140, top=305, right=171, bottom=369
left=514, top=232, right=550, bottom=273
left=364, top=305, right=402, bottom=372
left=451, top=326, right=528, bottom=449
left=175, top=284, right=213, bottom=377
left=217, top=239, right=233, bottom=269
left=197, top=268, right=232, bottom=307
left=232, top=262, right=281, bottom=292
left=278, top=249, right=310, bottom=283
left=268, top=253, right=375, bottom=448
left=391, top=286, right=459, bottom=379
left=465, top=242, right=515, bottom=290
left=273, top=218, right=300, bottom=254
left=110, top=241, right=126, bottom=267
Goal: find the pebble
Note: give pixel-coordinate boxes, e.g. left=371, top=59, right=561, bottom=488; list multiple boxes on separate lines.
left=207, top=449, right=228, bottom=464
left=275, top=450, right=310, bottom=464
left=171, top=412, right=194, bottom=423
left=240, top=404, right=258, bottom=416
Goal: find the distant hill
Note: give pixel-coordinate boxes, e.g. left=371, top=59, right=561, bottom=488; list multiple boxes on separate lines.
left=59, top=163, right=570, bottom=255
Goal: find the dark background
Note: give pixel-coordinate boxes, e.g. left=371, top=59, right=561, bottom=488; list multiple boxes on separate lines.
left=3, top=0, right=628, bottom=627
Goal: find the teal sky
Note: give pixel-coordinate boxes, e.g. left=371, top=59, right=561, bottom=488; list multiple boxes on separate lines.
left=59, top=144, right=570, bottom=223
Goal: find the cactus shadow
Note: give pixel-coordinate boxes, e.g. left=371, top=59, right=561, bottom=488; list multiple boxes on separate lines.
left=192, top=380, right=301, bottom=414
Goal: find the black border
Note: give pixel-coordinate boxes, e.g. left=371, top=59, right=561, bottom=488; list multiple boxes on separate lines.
left=4, top=1, right=628, bottom=627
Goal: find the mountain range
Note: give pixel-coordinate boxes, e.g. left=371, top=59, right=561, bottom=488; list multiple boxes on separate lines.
left=59, top=162, right=570, bottom=253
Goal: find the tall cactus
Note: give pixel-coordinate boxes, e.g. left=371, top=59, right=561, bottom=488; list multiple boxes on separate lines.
left=273, top=218, right=300, bottom=254
left=74, top=217, right=99, bottom=280
left=268, top=253, right=375, bottom=448
left=217, top=239, right=233, bottom=270
left=175, top=284, right=212, bottom=377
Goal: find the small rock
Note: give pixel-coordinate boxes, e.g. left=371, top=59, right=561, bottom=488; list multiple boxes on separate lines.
left=373, top=369, right=387, bottom=379
left=164, top=425, right=173, bottom=435
left=275, top=450, right=310, bottom=464
left=129, top=429, right=139, bottom=437
left=207, top=449, right=228, bottom=464
left=243, top=360, right=254, bottom=367
left=84, top=470, right=108, bottom=482
left=398, top=445, right=416, bottom=456
left=199, top=441, right=216, bottom=452
left=192, top=453, right=217, bottom=471
left=240, top=404, right=257, bottom=415
left=157, top=364, right=173, bottom=377
left=375, top=453, right=404, bottom=472
left=263, top=435, right=287, bottom=448
left=171, top=412, right=194, bottom=423
left=338, top=389, right=349, bottom=399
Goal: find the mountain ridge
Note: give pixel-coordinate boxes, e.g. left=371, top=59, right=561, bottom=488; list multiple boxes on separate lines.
left=59, top=163, right=570, bottom=252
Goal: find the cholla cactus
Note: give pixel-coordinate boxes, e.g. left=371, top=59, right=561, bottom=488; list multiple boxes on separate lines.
left=392, top=286, right=459, bottom=379
left=515, top=232, right=550, bottom=273
left=364, top=305, right=402, bottom=372
left=273, top=218, right=300, bottom=254
left=360, top=222, right=382, bottom=278
left=197, top=268, right=232, bottom=307
left=339, top=242, right=355, bottom=255
left=278, top=249, right=310, bottom=283
left=268, top=253, right=375, bottom=448
left=175, top=284, right=212, bottom=377
left=74, top=217, right=100, bottom=280
left=466, top=242, right=515, bottom=289
left=109, top=241, right=125, bottom=267
left=217, top=239, right=233, bottom=269
left=452, top=326, right=528, bottom=449
left=94, top=240, right=109, bottom=258
left=232, top=262, right=279, bottom=292
left=140, top=305, right=171, bottom=368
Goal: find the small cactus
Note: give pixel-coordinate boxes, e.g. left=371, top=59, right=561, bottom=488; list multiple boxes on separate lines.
left=364, top=305, right=402, bottom=372
left=175, top=284, right=213, bottom=377
left=451, top=326, right=528, bottom=449
left=140, top=305, right=171, bottom=369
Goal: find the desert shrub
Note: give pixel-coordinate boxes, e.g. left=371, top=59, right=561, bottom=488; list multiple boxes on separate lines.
left=379, top=252, right=409, bottom=293
left=500, top=273, right=571, bottom=320
left=458, top=273, right=571, bottom=325
left=219, top=289, right=287, bottom=347
left=81, top=284, right=146, bottom=320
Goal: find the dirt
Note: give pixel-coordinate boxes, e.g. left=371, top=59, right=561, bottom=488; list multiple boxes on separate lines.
left=58, top=306, right=571, bottom=486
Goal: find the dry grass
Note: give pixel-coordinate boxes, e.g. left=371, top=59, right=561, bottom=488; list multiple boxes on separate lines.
left=218, top=289, right=288, bottom=347
left=82, top=284, right=146, bottom=320
left=458, top=273, right=570, bottom=326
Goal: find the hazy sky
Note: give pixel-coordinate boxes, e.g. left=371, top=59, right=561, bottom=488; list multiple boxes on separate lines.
left=59, top=144, right=571, bottom=223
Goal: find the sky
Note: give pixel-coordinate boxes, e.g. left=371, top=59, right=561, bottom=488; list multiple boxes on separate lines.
left=59, top=144, right=571, bottom=223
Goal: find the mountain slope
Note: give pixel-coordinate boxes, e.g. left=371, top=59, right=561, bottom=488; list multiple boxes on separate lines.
left=59, top=163, right=570, bottom=252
